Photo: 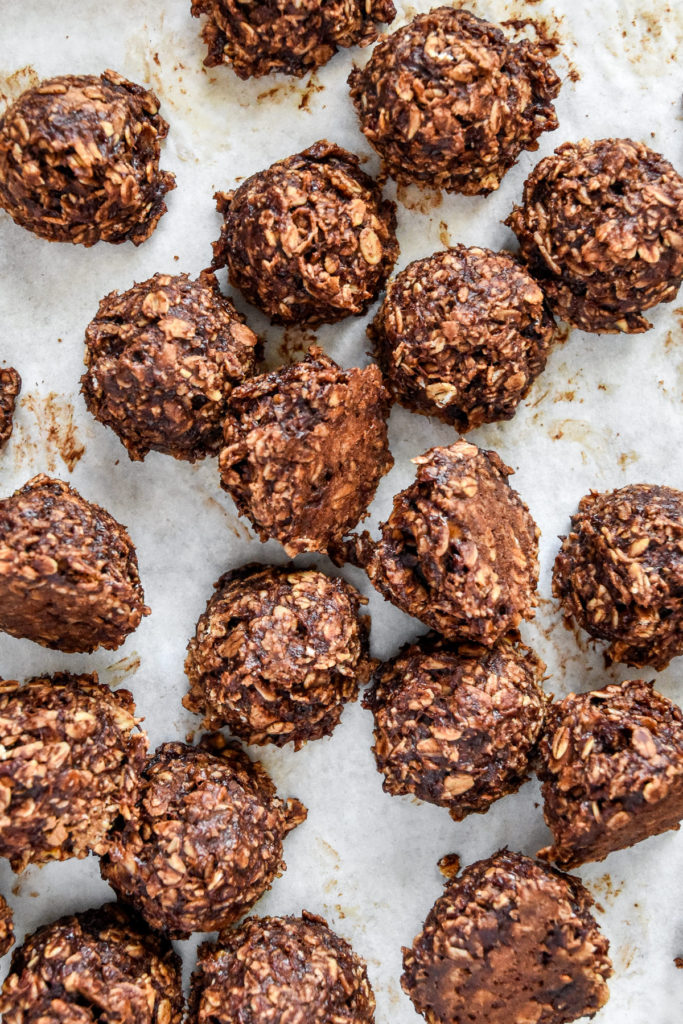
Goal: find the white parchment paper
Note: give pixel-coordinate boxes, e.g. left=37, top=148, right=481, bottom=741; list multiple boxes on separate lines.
left=0, top=1, right=682, bottom=1021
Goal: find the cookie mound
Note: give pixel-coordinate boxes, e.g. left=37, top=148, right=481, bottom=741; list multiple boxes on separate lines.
left=0, top=71, right=175, bottom=246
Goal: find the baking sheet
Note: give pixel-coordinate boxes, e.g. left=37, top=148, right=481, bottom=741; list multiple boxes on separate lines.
left=0, top=0, right=682, bottom=1020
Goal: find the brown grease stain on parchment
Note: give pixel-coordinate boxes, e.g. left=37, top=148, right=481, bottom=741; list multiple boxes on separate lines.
left=606, top=3, right=683, bottom=75
left=105, top=652, right=141, bottom=689
left=278, top=325, right=318, bottom=364
left=591, top=873, right=623, bottom=904
left=14, top=393, right=85, bottom=473
left=203, top=494, right=253, bottom=541
left=257, top=71, right=324, bottom=112
left=0, top=66, right=39, bottom=109
left=396, top=182, right=443, bottom=214
left=103, top=651, right=141, bottom=692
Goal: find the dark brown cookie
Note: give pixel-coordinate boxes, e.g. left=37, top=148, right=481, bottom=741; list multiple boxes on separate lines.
left=364, top=633, right=547, bottom=820
left=189, top=911, right=375, bottom=1024
left=82, top=271, right=259, bottom=462
left=349, top=8, right=560, bottom=194
left=100, top=735, right=307, bottom=938
left=185, top=563, right=373, bottom=748
left=402, top=850, right=612, bottom=1024
left=219, top=346, right=393, bottom=556
left=192, top=0, right=395, bottom=79
left=506, top=138, right=683, bottom=332
left=537, top=679, right=683, bottom=869
left=337, top=440, right=539, bottom=644
left=212, top=140, right=398, bottom=326
left=370, top=246, right=556, bottom=430
left=553, top=484, right=683, bottom=669
left=0, top=903, right=184, bottom=1024
left=0, top=672, right=146, bottom=872
left=0, top=895, right=13, bottom=958
left=0, top=368, right=21, bottom=450
left=0, top=475, right=149, bottom=652
left=0, top=71, right=175, bottom=246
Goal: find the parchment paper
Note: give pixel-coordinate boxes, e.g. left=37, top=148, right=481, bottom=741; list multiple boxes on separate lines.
left=0, top=1, right=682, bottom=1021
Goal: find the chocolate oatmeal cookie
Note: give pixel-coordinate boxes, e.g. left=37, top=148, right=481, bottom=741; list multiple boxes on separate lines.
left=219, top=347, right=393, bottom=555
left=537, top=679, right=683, bottom=868
left=402, top=850, right=612, bottom=1024
left=212, top=141, right=398, bottom=325
left=0, top=475, right=149, bottom=652
left=553, top=484, right=683, bottom=669
left=0, top=903, right=184, bottom=1024
left=364, top=633, right=547, bottom=820
left=189, top=912, right=375, bottom=1024
left=192, top=0, right=395, bottom=79
left=338, top=440, right=539, bottom=644
left=0, top=368, right=20, bottom=450
left=185, top=563, right=372, bottom=748
left=507, top=138, right=683, bottom=332
left=349, top=8, right=560, bottom=194
left=0, top=896, right=13, bottom=958
left=370, top=246, right=556, bottom=430
left=82, top=271, right=259, bottom=462
left=0, top=71, right=175, bottom=246
left=101, top=735, right=307, bottom=938
left=0, top=672, right=146, bottom=872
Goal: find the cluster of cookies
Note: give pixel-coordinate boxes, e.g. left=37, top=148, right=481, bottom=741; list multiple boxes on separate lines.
left=0, top=4, right=682, bottom=1024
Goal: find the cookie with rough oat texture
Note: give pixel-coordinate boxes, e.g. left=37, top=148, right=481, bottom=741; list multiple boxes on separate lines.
left=349, top=8, right=560, bottom=195
left=0, top=72, right=175, bottom=246
left=553, top=484, right=683, bottom=669
left=337, top=440, right=539, bottom=644
left=192, top=0, right=395, bottom=79
left=185, top=563, right=372, bottom=748
left=364, top=633, right=548, bottom=820
left=219, top=347, right=393, bottom=556
left=212, top=140, right=398, bottom=326
left=0, top=903, right=183, bottom=1024
left=0, top=672, right=146, bottom=872
left=402, top=850, right=611, bottom=1024
left=82, top=271, right=259, bottom=462
left=537, top=679, right=683, bottom=868
left=189, top=912, right=375, bottom=1024
left=0, top=475, right=149, bottom=653
left=369, top=246, right=556, bottom=430
left=507, top=138, right=683, bottom=332
left=101, top=735, right=307, bottom=938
